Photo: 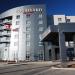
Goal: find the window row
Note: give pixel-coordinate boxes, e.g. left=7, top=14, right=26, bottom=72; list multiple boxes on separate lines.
left=14, top=41, right=30, bottom=46
left=15, top=20, right=43, bottom=26
left=15, top=18, right=43, bottom=26
left=16, top=14, right=43, bottom=19
left=58, top=18, right=71, bottom=23
left=26, top=20, right=43, bottom=25
left=14, top=41, right=43, bottom=46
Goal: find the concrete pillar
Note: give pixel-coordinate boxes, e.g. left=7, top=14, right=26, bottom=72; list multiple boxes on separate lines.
left=44, top=42, right=50, bottom=61
left=59, top=31, right=67, bottom=62
left=51, top=47, right=56, bottom=61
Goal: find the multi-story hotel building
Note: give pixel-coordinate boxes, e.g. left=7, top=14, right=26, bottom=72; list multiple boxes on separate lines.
left=0, top=5, right=47, bottom=61
left=41, top=15, right=75, bottom=62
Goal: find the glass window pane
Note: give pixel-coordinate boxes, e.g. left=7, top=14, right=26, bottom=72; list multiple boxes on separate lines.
left=39, top=27, right=44, bottom=31
left=16, top=15, right=20, bottom=19
left=16, top=21, right=20, bottom=25
left=38, top=20, right=43, bottom=24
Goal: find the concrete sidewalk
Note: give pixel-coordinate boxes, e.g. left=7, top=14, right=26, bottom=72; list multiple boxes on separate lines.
left=0, top=61, right=61, bottom=67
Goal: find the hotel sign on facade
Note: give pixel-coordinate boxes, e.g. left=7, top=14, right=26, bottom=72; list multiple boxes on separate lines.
left=16, top=8, right=43, bottom=14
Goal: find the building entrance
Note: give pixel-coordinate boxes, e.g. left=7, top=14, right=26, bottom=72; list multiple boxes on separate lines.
left=67, top=48, right=74, bottom=61
left=49, top=48, right=59, bottom=61
left=55, top=48, right=60, bottom=60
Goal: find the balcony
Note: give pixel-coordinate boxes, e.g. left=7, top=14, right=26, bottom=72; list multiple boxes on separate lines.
left=2, top=25, right=11, bottom=31
left=0, top=43, right=9, bottom=48
left=3, top=19, right=12, bottom=24
left=2, top=31, right=11, bottom=37
left=0, top=32, right=2, bottom=37
left=0, top=26, right=3, bottom=31
left=0, top=37, right=10, bottom=43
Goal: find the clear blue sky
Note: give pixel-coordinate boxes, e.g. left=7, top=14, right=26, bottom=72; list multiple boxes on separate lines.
left=0, top=0, right=75, bottom=15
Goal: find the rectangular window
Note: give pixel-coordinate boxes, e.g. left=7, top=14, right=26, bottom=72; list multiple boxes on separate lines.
left=26, top=14, right=30, bottom=18
left=14, top=42, right=18, bottom=46
left=39, top=27, right=44, bottom=31
left=66, top=19, right=70, bottom=23
left=16, top=21, right=20, bottom=25
left=16, top=15, right=20, bottom=19
left=26, top=41, right=30, bottom=46
left=26, top=20, right=31, bottom=25
left=38, top=20, right=43, bottom=24
left=26, top=27, right=30, bottom=31
left=26, top=34, right=30, bottom=39
left=5, top=44, right=9, bottom=47
left=6, top=37, right=10, bottom=40
left=38, top=42, right=43, bottom=46
left=39, top=34, right=42, bottom=40
left=26, top=54, right=30, bottom=60
left=14, top=34, right=18, bottom=39
left=58, top=18, right=62, bottom=21
left=39, top=14, right=43, bottom=18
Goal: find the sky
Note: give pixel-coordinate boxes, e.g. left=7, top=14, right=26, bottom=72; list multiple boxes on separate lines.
left=0, top=0, right=75, bottom=15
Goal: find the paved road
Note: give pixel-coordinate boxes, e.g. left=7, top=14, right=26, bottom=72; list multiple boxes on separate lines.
left=0, top=63, right=51, bottom=75
left=0, top=62, right=75, bottom=75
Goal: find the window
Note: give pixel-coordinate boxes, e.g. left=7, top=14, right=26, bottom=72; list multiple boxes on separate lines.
left=5, top=49, right=7, bottom=51
left=66, top=19, right=70, bottom=23
left=39, top=27, right=44, bottom=31
left=40, top=8, right=43, bottom=11
left=5, top=44, right=9, bottom=47
left=26, top=41, right=30, bottom=46
left=7, top=31, right=10, bottom=33
left=58, top=18, right=62, bottom=21
left=16, top=15, right=20, bottom=19
left=6, top=37, right=10, bottom=40
left=16, top=21, right=20, bottom=25
left=39, top=8, right=42, bottom=11
left=26, top=14, right=30, bottom=18
left=26, top=34, right=30, bottom=39
left=38, top=20, right=43, bottom=24
left=14, top=42, right=18, bottom=46
left=39, top=14, right=43, bottom=18
left=26, top=20, right=31, bottom=25
left=26, top=27, right=30, bottom=31
left=14, top=34, right=18, bottom=39
left=39, top=34, right=42, bottom=40
left=26, top=54, right=30, bottom=60
left=38, top=42, right=43, bottom=46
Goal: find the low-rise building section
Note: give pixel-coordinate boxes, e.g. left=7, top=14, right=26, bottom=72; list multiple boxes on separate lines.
left=41, top=15, right=75, bottom=61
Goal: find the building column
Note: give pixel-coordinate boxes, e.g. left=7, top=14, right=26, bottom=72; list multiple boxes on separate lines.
left=59, top=31, right=67, bottom=62
left=43, top=42, right=50, bottom=61
left=51, top=47, right=56, bottom=61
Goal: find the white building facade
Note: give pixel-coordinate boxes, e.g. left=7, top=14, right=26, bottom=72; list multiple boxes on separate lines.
left=0, top=5, right=47, bottom=61
left=52, top=15, right=75, bottom=25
